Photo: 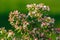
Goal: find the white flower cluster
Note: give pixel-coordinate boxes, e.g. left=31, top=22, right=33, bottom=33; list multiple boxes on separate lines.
left=27, top=3, right=50, bottom=17
left=9, top=10, right=29, bottom=30
left=41, top=17, right=55, bottom=27
left=0, top=3, right=60, bottom=40
left=27, top=3, right=50, bottom=11
left=8, top=3, right=56, bottom=40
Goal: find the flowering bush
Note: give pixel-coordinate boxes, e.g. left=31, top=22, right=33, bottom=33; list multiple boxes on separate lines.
left=0, top=3, right=60, bottom=40
left=0, top=27, right=15, bottom=40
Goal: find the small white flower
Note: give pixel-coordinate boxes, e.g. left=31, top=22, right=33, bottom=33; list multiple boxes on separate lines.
left=37, top=3, right=44, bottom=9
left=8, top=33, right=12, bottom=37
left=23, top=24, right=27, bottom=29
left=40, top=33, right=44, bottom=37
left=32, top=11, right=36, bottom=14
left=47, top=23, right=50, bottom=25
left=41, top=22, right=46, bottom=27
left=51, top=18, right=55, bottom=23
left=42, top=5, right=47, bottom=10
left=47, top=6, right=50, bottom=11
left=34, top=28, right=37, bottom=30
left=35, top=7, right=38, bottom=10
left=41, top=22, right=50, bottom=27
left=1, top=38, right=4, bottom=40
left=34, top=38, right=38, bottom=40
left=43, top=5, right=46, bottom=8
left=42, top=5, right=50, bottom=11
left=51, top=28, right=54, bottom=31
left=33, top=4, right=36, bottom=6
left=13, top=37, right=16, bottom=40
left=14, top=10, right=19, bottom=15
left=27, top=4, right=32, bottom=8
left=7, top=30, right=14, bottom=38
left=47, top=17, right=51, bottom=19
left=23, top=21, right=29, bottom=29
left=0, top=31, right=2, bottom=34
left=28, top=12, right=30, bottom=15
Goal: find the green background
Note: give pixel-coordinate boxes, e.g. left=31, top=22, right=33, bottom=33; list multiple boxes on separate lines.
left=0, top=0, right=60, bottom=30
